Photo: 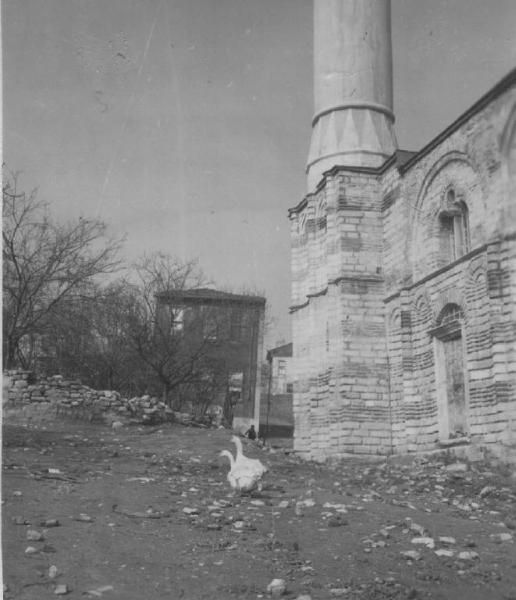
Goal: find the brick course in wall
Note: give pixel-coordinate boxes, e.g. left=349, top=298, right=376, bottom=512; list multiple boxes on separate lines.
left=290, top=70, right=516, bottom=461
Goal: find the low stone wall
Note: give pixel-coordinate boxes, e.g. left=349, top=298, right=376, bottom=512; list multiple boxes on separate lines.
left=3, top=371, right=174, bottom=426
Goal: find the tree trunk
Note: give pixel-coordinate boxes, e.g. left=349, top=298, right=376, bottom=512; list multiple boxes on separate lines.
left=4, top=336, right=19, bottom=370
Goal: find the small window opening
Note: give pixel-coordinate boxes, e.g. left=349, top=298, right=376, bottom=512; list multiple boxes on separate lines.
left=439, top=190, right=470, bottom=262
left=171, top=308, right=184, bottom=332
left=437, top=303, right=463, bottom=326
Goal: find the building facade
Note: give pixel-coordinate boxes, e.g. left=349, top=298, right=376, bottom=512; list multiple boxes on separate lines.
left=267, top=342, right=293, bottom=395
left=289, top=0, right=516, bottom=460
left=260, top=342, right=294, bottom=437
left=156, top=288, right=265, bottom=430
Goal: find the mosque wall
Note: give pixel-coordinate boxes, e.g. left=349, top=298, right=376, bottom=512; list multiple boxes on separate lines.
left=291, top=73, right=516, bottom=461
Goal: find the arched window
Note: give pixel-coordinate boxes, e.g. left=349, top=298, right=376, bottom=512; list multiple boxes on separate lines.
left=430, top=302, right=464, bottom=340
left=439, top=189, right=470, bottom=262
left=437, top=303, right=464, bottom=327
left=316, top=197, right=327, bottom=233
left=298, top=213, right=307, bottom=234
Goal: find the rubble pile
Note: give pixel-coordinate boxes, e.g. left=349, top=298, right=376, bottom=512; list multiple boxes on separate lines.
left=3, top=371, right=183, bottom=426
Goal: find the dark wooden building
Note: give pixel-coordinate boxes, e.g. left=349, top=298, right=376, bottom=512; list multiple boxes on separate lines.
left=155, top=288, right=265, bottom=430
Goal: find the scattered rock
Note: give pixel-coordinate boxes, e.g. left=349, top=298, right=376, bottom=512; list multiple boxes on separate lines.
left=409, top=522, right=426, bottom=536
left=457, top=551, right=479, bottom=560
left=323, top=502, right=347, bottom=512
left=327, top=515, right=348, bottom=528
left=76, top=514, right=94, bottom=522
left=26, top=529, right=44, bottom=541
left=438, top=536, right=456, bottom=546
left=87, top=585, right=114, bottom=597
left=329, top=588, right=350, bottom=597
left=24, top=546, right=38, bottom=555
left=446, top=463, right=468, bottom=473
left=297, top=499, right=316, bottom=508
left=411, top=537, right=435, bottom=549
left=379, top=528, right=390, bottom=538
left=41, top=519, right=60, bottom=527
left=12, top=516, right=29, bottom=525
left=49, top=565, right=58, bottom=579
left=267, top=578, right=287, bottom=597
left=435, top=549, right=455, bottom=558
left=54, top=583, right=69, bottom=595
left=182, top=507, right=199, bottom=515
left=401, top=550, right=421, bottom=561
left=490, top=532, right=513, bottom=543
left=479, top=485, right=496, bottom=498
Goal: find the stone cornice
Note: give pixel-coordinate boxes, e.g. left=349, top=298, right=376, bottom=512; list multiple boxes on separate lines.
left=289, top=274, right=383, bottom=313
left=382, top=242, right=491, bottom=304
left=399, top=67, right=516, bottom=175
left=311, top=101, right=395, bottom=127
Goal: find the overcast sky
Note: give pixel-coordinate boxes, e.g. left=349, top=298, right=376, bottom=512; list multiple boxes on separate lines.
left=3, top=0, right=516, bottom=347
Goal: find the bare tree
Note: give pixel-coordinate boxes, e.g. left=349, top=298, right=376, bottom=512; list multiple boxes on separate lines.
left=40, top=280, right=142, bottom=392
left=123, top=252, right=213, bottom=401
left=2, top=173, right=123, bottom=369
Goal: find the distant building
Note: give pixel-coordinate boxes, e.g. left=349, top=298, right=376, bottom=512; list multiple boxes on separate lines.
left=155, top=288, right=265, bottom=431
left=260, top=342, right=294, bottom=437
left=267, top=342, right=293, bottom=395
left=290, top=1, right=516, bottom=460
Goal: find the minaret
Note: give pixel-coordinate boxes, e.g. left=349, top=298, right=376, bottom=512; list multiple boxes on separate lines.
left=307, top=0, right=397, bottom=190
left=290, top=0, right=397, bottom=459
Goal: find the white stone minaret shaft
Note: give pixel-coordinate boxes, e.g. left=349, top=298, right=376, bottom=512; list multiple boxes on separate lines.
left=307, top=0, right=397, bottom=190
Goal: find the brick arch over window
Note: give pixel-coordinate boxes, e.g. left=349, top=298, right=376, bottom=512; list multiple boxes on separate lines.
left=465, top=262, right=487, bottom=299
left=499, top=103, right=516, bottom=230
left=413, top=151, right=480, bottom=216
left=388, top=307, right=401, bottom=332
left=298, top=211, right=307, bottom=234
left=413, top=292, right=433, bottom=327
left=437, top=303, right=464, bottom=325
left=432, top=293, right=468, bottom=328
left=411, top=152, right=484, bottom=280
left=315, top=196, right=327, bottom=233
left=500, top=103, right=516, bottom=174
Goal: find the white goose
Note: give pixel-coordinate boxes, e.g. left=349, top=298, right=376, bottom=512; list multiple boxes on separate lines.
left=231, top=435, right=268, bottom=478
left=219, top=449, right=263, bottom=493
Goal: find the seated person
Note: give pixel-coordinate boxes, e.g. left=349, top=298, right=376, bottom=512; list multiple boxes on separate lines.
left=244, top=424, right=257, bottom=440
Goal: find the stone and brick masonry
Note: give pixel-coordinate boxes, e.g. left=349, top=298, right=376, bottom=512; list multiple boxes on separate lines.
left=2, top=370, right=187, bottom=427
left=289, top=71, right=516, bottom=462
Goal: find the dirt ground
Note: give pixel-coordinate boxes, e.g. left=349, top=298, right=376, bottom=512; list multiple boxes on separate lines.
left=2, top=420, right=516, bottom=600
